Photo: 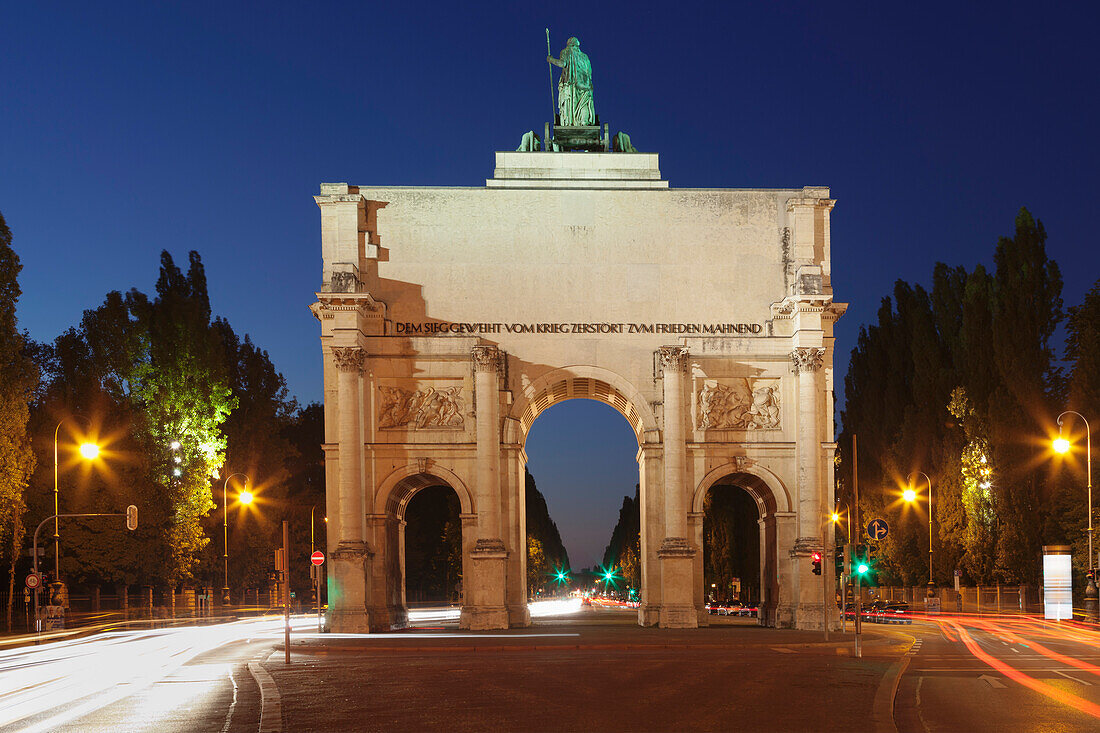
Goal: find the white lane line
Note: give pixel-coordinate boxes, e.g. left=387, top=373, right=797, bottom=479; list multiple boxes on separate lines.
left=248, top=662, right=283, bottom=733
left=220, top=667, right=238, bottom=733
left=771, top=647, right=796, bottom=654
left=1054, top=670, right=1093, bottom=686
left=1010, top=647, right=1021, bottom=653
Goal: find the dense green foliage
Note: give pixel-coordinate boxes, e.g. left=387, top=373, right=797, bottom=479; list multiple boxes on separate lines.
left=702, top=485, right=760, bottom=602
left=21, top=250, right=323, bottom=602
left=601, top=486, right=640, bottom=590
left=525, top=468, right=569, bottom=594
left=839, top=209, right=1094, bottom=586
left=404, top=486, right=462, bottom=602
left=0, top=212, right=38, bottom=630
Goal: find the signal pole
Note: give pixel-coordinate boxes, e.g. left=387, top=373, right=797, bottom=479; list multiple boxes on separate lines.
left=853, top=434, right=862, bottom=659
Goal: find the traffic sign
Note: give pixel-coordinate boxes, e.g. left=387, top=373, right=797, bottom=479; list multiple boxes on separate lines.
left=25, top=573, right=41, bottom=590
left=866, top=519, right=890, bottom=541
left=310, top=550, right=325, bottom=566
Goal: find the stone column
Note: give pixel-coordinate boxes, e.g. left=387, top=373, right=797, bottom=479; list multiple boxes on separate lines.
left=329, top=346, right=373, bottom=632
left=465, top=345, right=509, bottom=629
left=656, top=346, right=696, bottom=628
left=790, top=347, right=826, bottom=628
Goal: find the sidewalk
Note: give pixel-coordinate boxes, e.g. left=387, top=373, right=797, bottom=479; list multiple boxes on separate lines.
left=261, top=614, right=912, bottom=732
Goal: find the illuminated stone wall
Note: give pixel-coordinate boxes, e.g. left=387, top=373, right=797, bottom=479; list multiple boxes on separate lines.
left=313, top=151, right=846, bottom=632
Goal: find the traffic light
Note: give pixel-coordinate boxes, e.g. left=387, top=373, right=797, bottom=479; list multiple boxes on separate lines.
left=853, top=543, right=873, bottom=579
left=834, top=547, right=845, bottom=574
left=811, top=551, right=822, bottom=575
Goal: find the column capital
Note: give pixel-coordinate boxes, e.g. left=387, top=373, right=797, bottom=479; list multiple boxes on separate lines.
left=331, top=346, right=365, bottom=373
left=789, top=347, right=825, bottom=373
left=656, top=345, right=689, bottom=374
left=471, top=345, right=504, bottom=374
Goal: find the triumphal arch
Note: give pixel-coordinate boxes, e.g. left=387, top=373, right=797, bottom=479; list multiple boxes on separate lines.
left=313, top=41, right=845, bottom=631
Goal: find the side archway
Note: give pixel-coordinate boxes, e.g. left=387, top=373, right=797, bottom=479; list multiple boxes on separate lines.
left=691, top=463, right=791, bottom=627
left=373, top=464, right=474, bottom=629
left=375, top=463, right=474, bottom=517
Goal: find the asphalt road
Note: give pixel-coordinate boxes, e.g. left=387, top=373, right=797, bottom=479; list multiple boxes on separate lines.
left=5, top=607, right=1100, bottom=732
left=894, top=615, right=1100, bottom=731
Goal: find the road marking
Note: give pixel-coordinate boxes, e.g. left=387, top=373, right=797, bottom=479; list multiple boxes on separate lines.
left=1055, top=670, right=1093, bottom=686
left=771, top=647, right=796, bottom=653
left=979, top=674, right=1007, bottom=689
left=248, top=662, right=283, bottom=733
left=220, top=667, right=238, bottom=733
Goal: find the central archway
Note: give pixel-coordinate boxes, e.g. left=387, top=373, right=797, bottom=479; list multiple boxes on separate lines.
left=508, top=367, right=657, bottom=624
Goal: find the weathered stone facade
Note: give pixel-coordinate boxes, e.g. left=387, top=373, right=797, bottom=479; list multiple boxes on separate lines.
left=312, top=152, right=845, bottom=631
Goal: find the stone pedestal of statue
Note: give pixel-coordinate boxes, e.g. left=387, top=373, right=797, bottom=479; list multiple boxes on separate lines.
left=549, top=123, right=609, bottom=152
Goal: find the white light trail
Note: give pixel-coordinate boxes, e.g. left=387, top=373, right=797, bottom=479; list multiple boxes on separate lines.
left=0, top=615, right=294, bottom=731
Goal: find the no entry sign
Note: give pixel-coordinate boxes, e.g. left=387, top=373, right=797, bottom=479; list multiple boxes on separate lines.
left=310, top=551, right=325, bottom=566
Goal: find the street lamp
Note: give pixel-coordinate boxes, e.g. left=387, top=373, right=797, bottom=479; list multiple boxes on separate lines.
left=905, top=471, right=934, bottom=596
left=222, top=472, right=251, bottom=605
left=1053, top=410, right=1094, bottom=613
left=53, top=416, right=100, bottom=586
left=832, top=502, right=851, bottom=545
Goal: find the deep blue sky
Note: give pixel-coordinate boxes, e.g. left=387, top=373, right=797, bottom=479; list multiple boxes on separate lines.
left=4, top=2, right=1099, bottom=568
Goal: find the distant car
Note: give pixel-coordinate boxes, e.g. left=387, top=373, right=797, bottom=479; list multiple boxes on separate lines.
left=864, top=600, right=888, bottom=623
left=882, top=602, right=911, bottom=624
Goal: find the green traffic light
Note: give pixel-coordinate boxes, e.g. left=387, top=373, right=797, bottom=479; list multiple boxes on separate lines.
left=857, top=563, right=869, bottom=575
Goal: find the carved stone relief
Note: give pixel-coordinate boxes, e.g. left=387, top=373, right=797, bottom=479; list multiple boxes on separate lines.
left=329, top=270, right=361, bottom=293
left=378, top=385, right=465, bottom=429
left=696, top=378, right=780, bottom=430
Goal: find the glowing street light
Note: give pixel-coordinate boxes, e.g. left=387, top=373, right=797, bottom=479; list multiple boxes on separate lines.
left=905, top=471, right=934, bottom=595
left=53, top=416, right=101, bottom=586
left=1054, top=411, right=1093, bottom=610
left=221, top=473, right=251, bottom=605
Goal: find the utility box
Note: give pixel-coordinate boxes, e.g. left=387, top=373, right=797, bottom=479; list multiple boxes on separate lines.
left=1042, top=545, right=1073, bottom=620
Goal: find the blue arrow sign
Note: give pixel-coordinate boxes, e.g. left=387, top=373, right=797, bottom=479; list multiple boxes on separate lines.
left=867, top=519, right=890, bottom=541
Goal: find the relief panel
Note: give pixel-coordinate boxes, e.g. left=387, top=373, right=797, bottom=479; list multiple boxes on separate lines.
left=696, top=378, right=780, bottom=431
left=378, top=383, right=466, bottom=430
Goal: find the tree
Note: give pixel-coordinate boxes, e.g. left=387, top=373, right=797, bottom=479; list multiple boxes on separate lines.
left=0, top=211, right=38, bottom=630
left=27, top=251, right=235, bottom=593
left=840, top=208, right=1068, bottom=587
left=601, top=486, right=640, bottom=590
left=527, top=536, right=549, bottom=597
left=525, top=469, right=569, bottom=575
left=1063, top=278, right=1100, bottom=570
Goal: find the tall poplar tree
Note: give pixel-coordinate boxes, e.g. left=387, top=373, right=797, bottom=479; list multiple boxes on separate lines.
left=0, top=212, right=38, bottom=630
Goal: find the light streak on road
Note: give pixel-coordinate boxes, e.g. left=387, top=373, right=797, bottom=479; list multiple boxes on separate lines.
left=0, top=614, right=302, bottom=731
left=404, top=598, right=584, bottom=625
left=932, top=615, right=1100, bottom=720
left=529, top=597, right=583, bottom=617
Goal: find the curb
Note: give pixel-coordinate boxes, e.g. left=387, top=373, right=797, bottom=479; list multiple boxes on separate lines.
left=871, top=630, right=916, bottom=733
left=286, top=640, right=860, bottom=654
left=248, top=661, right=284, bottom=733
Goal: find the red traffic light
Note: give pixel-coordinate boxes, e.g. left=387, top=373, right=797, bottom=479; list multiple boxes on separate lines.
left=811, top=552, right=822, bottom=562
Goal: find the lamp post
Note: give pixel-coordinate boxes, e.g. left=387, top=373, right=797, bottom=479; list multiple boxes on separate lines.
left=221, top=473, right=251, bottom=605
left=1053, top=411, right=1095, bottom=619
left=905, top=471, right=934, bottom=597
left=53, top=416, right=99, bottom=586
